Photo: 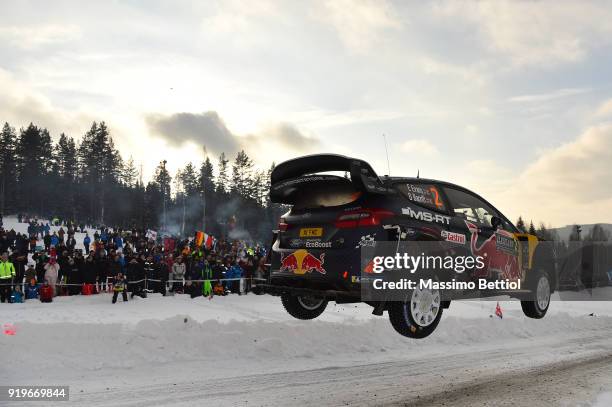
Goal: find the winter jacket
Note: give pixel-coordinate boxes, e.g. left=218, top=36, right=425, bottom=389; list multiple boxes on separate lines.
left=82, top=259, right=97, bottom=284
left=44, top=262, right=60, bottom=284
left=227, top=265, right=243, bottom=280
left=10, top=290, right=24, bottom=303
left=113, top=276, right=127, bottom=292
left=25, top=284, right=39, bottom=299
left=172, top=262, right=186, bottom=281
left=0, top=260, right=15, bottom=279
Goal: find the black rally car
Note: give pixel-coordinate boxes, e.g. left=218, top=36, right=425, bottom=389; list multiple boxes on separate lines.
left=263, top=154, right=556, bottom=338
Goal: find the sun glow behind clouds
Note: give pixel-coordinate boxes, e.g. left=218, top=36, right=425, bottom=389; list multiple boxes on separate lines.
left=1, top=0, right=612, bottom=225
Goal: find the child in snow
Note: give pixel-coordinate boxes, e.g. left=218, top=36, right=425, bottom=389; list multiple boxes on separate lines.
left=10, top=286, right=24, bottom=303
left=112, top=272, right=128, bottom=303
left=25, top=279, right=39, bottom=300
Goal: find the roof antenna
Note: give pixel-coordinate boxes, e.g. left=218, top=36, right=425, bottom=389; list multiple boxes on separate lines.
left=417, top=169, right=420, bottom=178
left=383, top=134, right=391, bottom=176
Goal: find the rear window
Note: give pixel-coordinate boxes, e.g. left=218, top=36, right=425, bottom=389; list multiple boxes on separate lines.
left=395, top=183, right=446, bottom=211
left=292, top=179, right=361, bottom=210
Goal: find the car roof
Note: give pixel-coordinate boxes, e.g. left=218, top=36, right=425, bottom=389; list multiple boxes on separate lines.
left=381, top=176, right=468, bottom=191
left=381, top=176, right=517, bottom=231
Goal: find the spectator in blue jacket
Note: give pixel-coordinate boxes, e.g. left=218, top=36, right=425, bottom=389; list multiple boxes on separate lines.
left=25, top=279, right=40, bottom=300
left=10, top=286, right=24, bottom=303
left=50, top=232, right=59, bottom=247
left=83, top=233, right=91, bottom=252
left=227, top=261, right=244, bottom=294
left=114, top=235, right=123, bottom=250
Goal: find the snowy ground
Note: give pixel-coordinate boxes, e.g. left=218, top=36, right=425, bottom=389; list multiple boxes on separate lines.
left=1, top=294, right=611, bottom=406
left=1, top=216, right=612, bottom=406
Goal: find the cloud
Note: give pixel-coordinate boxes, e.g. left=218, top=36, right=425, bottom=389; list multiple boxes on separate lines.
left=315, top=0, right=400, bottom=53
left=146, top=111, right=240, bottom=156
left=0, top=68, right=93, bottom=137
left=508, top=88, right=590, bottom=103
left=399, top=139, right=439, bottom=156
left=500, top=124, right=612, bottom=225
left=595, top=99, right=612, bottom=118
left=433, top=1, right=612, bottom=67
left=0, top=24, right=81, bottom=49
left=146, top=110, right=321, bottom=159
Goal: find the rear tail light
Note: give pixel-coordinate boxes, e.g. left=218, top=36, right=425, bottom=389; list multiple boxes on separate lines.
left=334, top=209, right=394, bottom=228
left=278, top=217, right=288, bottom=232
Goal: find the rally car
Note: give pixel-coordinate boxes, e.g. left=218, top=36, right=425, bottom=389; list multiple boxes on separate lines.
left=262, top=154, right=556, bottom=338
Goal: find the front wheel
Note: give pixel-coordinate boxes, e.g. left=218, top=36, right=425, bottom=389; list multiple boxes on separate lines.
left=281, top=294, right=328, bottom=320
left=388, top=286, right=443, bottom=339
left=521, top=270, right=551, bottom=319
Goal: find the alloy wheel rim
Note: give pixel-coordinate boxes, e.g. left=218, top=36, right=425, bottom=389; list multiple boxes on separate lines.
left=409, top=287, right=441, bottom=327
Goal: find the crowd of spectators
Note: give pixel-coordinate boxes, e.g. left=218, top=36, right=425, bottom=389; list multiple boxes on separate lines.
left=0, top=214, right=269, bottom=304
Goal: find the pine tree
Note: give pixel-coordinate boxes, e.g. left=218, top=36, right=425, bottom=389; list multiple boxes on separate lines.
left=0, top=123, right=17, bottom=215
left=515, top=216, right=526, bottom=233
left=123, top=156, right=139, bottom=188
left=216, top=153, right=229, bottom=195
left=15, top=123, right=48, bottom=213
left=153, top=160, right=171, bottom=229
left=198, top=157, right=215, bottom=231
left=528, top=221, right=536, bottom=235
left=179, top=162, right=198, bottom=196
left=55, top=133, right=78, bottom=220
left=199, top=157, right=214, bottom=196
left=231, top=150, right=254, bottom=199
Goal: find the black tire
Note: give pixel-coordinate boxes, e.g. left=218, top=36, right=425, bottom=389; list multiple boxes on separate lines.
left=388, top=288, right=443, bottom=339
left=281, top=294, right=328, bottom=320
left=521, top=270, right=551, bottom=319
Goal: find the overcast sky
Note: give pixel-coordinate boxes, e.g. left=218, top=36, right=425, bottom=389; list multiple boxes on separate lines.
left=1, top=0, right=612, bottom=227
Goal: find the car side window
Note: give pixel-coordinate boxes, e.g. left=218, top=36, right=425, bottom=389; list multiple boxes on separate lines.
left=443, top=187, right=499, bottom=228
left=395, top=183, right=447, bottom=212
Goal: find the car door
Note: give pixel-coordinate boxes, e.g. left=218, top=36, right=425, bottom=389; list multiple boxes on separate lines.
left=443, top=187, right=521, bottom=282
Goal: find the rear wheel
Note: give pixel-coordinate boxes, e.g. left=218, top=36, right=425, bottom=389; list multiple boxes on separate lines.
left=521, top=270, right=551, bottom=319
left=388, top=286, right=443, bottom=339
left=281, top=294, right=328, bottom=320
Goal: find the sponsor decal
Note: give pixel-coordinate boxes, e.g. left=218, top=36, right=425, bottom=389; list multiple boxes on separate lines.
left=465, top=221, right=520, bottom=280
left=495, top=233, right=518, bottom=256
left=351, top=275, right=361, bottom=283
left=441, top=230, right=466, bottom=245
left=355, top=234, right=377, bottom=249
left=401, top=207, right=451, bottom=225
left=305, top=240, right=332, bottom=248
left=280, top=249, right=326, bottom=275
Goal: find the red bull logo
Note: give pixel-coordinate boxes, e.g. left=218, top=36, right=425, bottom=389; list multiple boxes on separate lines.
left=465, top=221, right=520, bottom=280
left=280, top=249, right=326, bottom=275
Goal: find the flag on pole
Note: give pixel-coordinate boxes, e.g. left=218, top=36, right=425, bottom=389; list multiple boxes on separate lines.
left=195, top=231, right=204, bottom=247
left=205, top=234, right=214, bottom=250
left=495, top=302, right=503, bottom=319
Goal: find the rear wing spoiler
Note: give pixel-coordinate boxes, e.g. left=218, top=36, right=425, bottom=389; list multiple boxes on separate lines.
left=270, top=154, right=393, bottom=202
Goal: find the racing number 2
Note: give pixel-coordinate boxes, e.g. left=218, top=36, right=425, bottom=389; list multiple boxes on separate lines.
left=429, top=187, right=443, bottom=209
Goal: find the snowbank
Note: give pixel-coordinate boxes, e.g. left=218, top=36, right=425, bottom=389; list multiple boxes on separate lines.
left=2, top=293, right=612, bottom=387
